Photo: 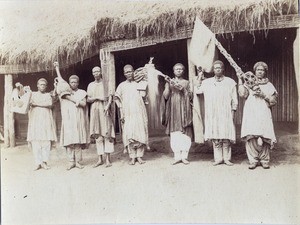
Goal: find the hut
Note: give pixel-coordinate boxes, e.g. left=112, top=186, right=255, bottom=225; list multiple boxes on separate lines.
left=0, top=0, right=299, bottom=147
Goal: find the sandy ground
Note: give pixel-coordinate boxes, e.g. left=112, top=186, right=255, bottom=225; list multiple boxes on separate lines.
left=1, top=123, right=300, bottom=225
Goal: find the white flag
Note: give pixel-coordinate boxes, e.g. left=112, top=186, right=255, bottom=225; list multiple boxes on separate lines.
left=189, top=17, right=216, bottom=73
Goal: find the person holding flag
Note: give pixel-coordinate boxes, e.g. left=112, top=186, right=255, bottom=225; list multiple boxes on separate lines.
left=195, top=61, right=238, bottom=166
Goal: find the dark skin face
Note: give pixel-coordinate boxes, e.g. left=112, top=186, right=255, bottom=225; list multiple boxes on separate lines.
left=37, top=81, right=47, bottom=93
left=92, top=68, right=102, bottom=81
left=213, top=63, right=224, bottom=78
left=123, top=66, right=134, bottom=81
left=255, top=65, right=266, bottom=79
left=69, top=78, right=79, bottom=91
left=173, top=65, right=184, bottom=78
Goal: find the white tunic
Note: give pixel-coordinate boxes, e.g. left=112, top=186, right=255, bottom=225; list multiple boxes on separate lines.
left=115, top=80, right=148, bottom=147
left=87, top=81, right=115, bottom=138
left=27, top=92, right=57, bottom=142
left=59, top=89, right=89, bottom=147
left=241, top=82, right=277, bottom=143
left=195, top=76, right=237, bottom=142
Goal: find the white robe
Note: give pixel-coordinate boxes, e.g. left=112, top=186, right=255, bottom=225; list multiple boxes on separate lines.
left=59, top=89, right=89, bottom=147
left=27, top=92, right=57, bottom=142
left=87, top=81, right=115, bottom=138
left=115, top=80, right=148, bottom=148
left=195, top=76, right=237, bottom=142
left=241, top=82, right=277, bottom=143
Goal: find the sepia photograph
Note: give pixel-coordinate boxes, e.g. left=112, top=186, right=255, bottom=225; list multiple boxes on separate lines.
left=0, top=0, right=299, bottom=224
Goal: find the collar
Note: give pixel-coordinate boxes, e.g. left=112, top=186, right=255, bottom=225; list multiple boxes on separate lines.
left=214, top=75, right=225, bottom=82
left=257, top=77, right=269, bottom=85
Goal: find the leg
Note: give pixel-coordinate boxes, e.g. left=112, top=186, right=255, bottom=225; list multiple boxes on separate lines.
left=245, top=138, right=260, bottom=169
left=170, top=132, right=182, bottom=165
left=212, top=139, right=223, bottom=165
left=128, top=144, right=137, bottom=165
left=74, top=145, right=84, bottom=169
left=260, top=142, right=271, bottom=169
left=93, top=136, right=104, bottom=167
left=31, top=141, right=42, bottom=171
left=181, top=151, right=190, bottom=165
left=66, top=146, right=76, bottom=170
left=104, top=138, right=114, bottom=167
left=136, top=145, right=145, bottom=164
left=223, top=139, right=233, bottom=166
left=41, top=141, right=51, bottom=170
left=180, top=133, right=192, bottom=165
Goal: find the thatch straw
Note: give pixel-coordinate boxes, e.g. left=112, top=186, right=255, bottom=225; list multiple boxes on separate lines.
left=0, top=0, right=298, bottom=68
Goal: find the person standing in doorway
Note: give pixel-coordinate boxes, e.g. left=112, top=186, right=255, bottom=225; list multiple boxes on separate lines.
left=87, top=66, right=115, bottom=168
left=115, top=64, right=148, bottom=165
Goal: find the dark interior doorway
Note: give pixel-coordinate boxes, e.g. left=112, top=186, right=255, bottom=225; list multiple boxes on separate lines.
left=114, top=39, right=188, bottom=84
left=114, top=39, right=189, bottom=134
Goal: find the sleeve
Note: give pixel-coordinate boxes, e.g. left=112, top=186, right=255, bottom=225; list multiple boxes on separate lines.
left=78, top=90, right=87, bottom=101
left=238, top=84, right=249, bottom=98
left=45, top=93, right=53, bottom=105
left=87, top=83, right=93, bottom=97
left=114, top=84, right=123, bottom=108
left=265, top=82, right=278, bottom=107
left=231, top=84, right=238, bottom=111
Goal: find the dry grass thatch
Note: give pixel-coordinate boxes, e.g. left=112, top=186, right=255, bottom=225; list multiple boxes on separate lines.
left=0, top=0, right=298, bottom=68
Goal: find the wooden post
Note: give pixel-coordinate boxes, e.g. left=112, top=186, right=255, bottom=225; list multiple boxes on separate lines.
left=293, top=27, right=299, bottom=134
left=3, top=74, right=15, bottom=148
left=100, top=49, right=117, bottom=127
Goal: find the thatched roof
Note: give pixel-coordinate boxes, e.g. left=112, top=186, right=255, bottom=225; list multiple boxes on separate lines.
left=0, top=0, right=298, bottom=68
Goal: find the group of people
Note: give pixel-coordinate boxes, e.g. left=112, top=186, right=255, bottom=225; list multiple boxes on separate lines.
left=26, top=59, right=277, bottom=171
left=193, top=60, right=277, bottom=169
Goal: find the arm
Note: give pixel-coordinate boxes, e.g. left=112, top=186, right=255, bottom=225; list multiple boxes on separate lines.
left=265, top=91, right=278, bottom=107
left=77, top=96, right=87, bottom=108
left=62, top=94, right=86, bottom=107
left=104, top=94, right=113, bottom=115
left=231, top=85, right=238, bottom=119
left=114, top=85, right=124, bottom=120
left=50, top=86, right=59, bottom=103
left=87, top=96, right=107, bottom=103
left=163, top=82, right=170, bottom=100
left=31, top=102, right=53, bottom=108
left=31, top=94, right=53, bottom=108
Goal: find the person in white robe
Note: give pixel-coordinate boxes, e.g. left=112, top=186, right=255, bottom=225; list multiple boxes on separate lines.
left=115, top=64, right=148, bottom=165
left=27, top=78, right=57, bottom=170
left=87, top=66, right=115, bottom=168
left=195, top=60, right=238, bottom=166
left=238, top=62, right=277, bottom=169
left=54, top=63, right=89, bottom=170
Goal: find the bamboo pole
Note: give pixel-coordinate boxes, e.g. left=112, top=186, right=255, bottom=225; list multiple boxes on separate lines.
left=3, top=74, right=15, bottom=148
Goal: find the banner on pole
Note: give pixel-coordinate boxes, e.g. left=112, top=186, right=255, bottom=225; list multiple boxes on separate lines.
left=189, top=17, right=216, bottom=73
